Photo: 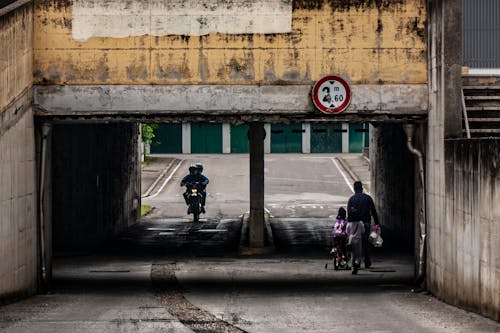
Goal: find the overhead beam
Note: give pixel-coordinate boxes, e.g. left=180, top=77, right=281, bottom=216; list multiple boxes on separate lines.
left=34, top=84, right=428, bottom=118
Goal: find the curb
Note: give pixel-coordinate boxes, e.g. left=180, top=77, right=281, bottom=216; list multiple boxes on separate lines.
left=338, top=156, right=371, bottom=194
left=142, top=158, right=178, bottom=198
left=337, top=157, right=359, bottom=182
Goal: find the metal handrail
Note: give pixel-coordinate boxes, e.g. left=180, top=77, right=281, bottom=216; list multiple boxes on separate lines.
left=461, top=90, right=471, bottom=139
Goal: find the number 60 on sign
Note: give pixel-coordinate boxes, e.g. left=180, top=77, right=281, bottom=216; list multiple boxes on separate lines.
left=312, top=75, right=352, bottom=114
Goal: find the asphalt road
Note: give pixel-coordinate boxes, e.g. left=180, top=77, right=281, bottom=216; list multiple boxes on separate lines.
left=3, top=155, right=497, bottom=332
left=143, top=154, right=355, bottom=219
left=1, top=255, right=498, bottom=333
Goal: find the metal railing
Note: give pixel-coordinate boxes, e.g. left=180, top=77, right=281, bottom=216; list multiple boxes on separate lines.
left=461, top=90, right=471, bottom=139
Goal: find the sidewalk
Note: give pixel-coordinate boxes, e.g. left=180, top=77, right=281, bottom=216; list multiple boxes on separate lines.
left=141, top=155, right=177, bottom=196
left=337, top=153, right=371, bottom=193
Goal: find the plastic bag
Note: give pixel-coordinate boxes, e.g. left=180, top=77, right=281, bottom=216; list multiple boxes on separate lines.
left=369, top=227, right=383, bottom=247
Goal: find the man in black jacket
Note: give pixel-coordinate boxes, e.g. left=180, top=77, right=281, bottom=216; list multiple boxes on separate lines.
left=347, top=181, right=380, bottom=269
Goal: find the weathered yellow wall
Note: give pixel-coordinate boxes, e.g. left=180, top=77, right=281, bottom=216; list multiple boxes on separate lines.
left=1, top=3, right=33, bottom=111
left=0, top=3, right=38, bottom=302
left=34, top=0, right=426, bottom=85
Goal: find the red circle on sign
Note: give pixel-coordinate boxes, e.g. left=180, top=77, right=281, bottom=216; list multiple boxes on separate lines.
left=312, top=75, right=351, bottom=114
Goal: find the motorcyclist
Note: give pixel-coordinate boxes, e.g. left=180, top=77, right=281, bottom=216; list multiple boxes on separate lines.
left=194, top=163, right=209, bottom=212
left=180, top=164, right=209, bottom=214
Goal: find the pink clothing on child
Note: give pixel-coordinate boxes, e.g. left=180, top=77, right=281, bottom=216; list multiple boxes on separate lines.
left=332, top=218, right=346, bottom=236
left=346, top=221, right=365, bottom=240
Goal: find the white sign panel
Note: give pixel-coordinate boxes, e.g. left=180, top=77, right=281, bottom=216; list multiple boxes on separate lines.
left=72, top=0, right=293, bottom=42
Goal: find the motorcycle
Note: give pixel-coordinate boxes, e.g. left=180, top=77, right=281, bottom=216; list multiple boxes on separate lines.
left=186, top=182, right=203, bottom=222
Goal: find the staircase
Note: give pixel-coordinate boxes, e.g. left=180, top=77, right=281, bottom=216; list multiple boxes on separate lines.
left=462, top=75, right=500, bottom=137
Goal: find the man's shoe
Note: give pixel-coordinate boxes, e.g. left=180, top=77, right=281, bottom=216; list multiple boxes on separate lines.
left=201, top=206, right=206, bottom=214
left=352, top=266, right=358, bottom=275
left=365, top=260, right=372, bottom=269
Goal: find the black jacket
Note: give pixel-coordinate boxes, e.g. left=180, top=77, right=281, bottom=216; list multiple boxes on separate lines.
left=347, top=192, right=379, bottom=225
left=180, top=174, right=209, bottom=189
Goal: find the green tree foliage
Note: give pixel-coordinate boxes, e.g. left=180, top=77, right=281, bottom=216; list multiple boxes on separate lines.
left=141, top=123, right=158, bottom=146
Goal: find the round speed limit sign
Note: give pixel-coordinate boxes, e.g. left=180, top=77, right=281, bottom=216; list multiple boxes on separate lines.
left=312, top=75, right=351, bottom=114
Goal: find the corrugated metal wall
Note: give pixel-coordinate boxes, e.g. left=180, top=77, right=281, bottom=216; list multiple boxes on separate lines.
left=462, top=0, right=500, bottom=68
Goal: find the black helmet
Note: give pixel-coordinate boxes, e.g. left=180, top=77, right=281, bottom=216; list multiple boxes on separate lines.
left=195, top=163, right=203, bottom=174
left=189, top=164, right=197, bottom=175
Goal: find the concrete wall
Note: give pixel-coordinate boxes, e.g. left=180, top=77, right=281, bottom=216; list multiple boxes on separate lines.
left=370, top=124, right=414, bottom=250
left=0, top=1, right=33, bottom=111
left=427, top=139, right=500, bottom=321
left=33, top=0, right=427, bottom=85
left=0, top=1, right=37, bottom=302
left=51, top=124, right=140, bottom=252
left=423, top=0, right=500, bottom=322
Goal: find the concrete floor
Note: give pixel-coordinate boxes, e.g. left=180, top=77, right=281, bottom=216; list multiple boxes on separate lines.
left=1, top=255, right=498, bottom=333
left=1, top=154, right=498, bottom=332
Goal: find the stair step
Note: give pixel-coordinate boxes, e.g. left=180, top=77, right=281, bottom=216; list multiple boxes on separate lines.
left=469, top=122, right=500, bottom=127
left=468, top=128, right=500, bottom=134
left=465, top=96, right=500, bottom=100
left=466, top=106, right=500, bottom=110
left=462, top=75, right=500, bottom=86
left=463, top=85, right=500, bottom=90
left=466, top=117, right=500, bottom=122
left=464, top=132, right=500, bottom=138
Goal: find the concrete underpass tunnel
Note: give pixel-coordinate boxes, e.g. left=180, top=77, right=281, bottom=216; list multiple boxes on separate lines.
left=40, top=120, right=424, bottom=289
left=45, top=123, right=141, bottom=256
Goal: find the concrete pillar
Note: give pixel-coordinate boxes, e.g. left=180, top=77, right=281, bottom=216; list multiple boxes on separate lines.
left=342, top=123, right=349, bottom=153
left=222, top=123, right=231, bottom=154
left=442, top=1, right=463, bottom=138
left=138, top=124, right=144, bottom=162
left=248, top=123, right=265, bottom=247
left=182, top=123, right=191, bottom=154
left=302, top=123, right=310, bottom=153
left=264, top=123, right=271, bottom=154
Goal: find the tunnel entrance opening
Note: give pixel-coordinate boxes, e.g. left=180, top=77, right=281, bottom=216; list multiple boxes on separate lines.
left=40, top=118, right=421, bottom=294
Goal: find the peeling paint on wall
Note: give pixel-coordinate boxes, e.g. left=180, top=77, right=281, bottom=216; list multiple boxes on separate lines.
left=71, top=0, right=293, bottom=41
left=34, top=0, right=427, bottom=85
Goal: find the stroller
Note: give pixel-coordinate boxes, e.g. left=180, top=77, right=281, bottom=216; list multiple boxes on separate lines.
left=325, top=208, right=351, bottom=270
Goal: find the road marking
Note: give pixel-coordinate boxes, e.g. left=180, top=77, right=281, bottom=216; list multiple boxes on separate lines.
left=147, top=228, right=176, bottom=231
left=266, top=176, right=340, bottom=184
left=142, top=159, right=175, bottom=198
left=147, top=159, right=184, bottom=199
left=330, top=158, right=354, bottom=193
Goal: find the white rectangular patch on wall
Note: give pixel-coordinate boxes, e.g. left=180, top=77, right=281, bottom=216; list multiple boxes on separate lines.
left=72, top=0, right=293, bottom=42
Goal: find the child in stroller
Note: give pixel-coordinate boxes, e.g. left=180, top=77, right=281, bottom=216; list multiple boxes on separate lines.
left=325, top=207, right=350, bottom=270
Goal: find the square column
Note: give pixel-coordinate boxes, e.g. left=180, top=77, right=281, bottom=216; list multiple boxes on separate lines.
left=248, top=122, right=265, bottom=247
